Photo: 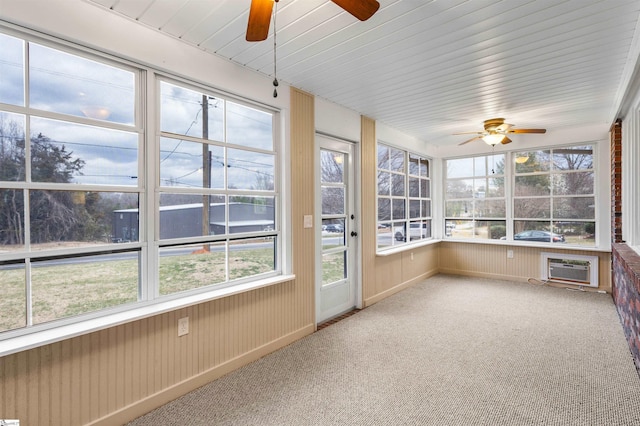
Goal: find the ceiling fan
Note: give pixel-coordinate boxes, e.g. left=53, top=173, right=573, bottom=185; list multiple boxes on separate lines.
left=455, top=118, right=547, bottom=146
left=246, top=0, right=381, bottom=41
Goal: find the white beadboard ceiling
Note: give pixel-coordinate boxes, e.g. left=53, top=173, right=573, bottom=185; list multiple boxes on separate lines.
left=87, top=0, right=640, bottom=148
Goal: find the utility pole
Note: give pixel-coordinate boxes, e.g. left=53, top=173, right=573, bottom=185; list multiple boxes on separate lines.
left=202, top=95, right=210, bottom=251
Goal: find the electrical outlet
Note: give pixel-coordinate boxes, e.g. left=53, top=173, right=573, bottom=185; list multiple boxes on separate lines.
left=178, top=317, right=189, bottom=337
left=507, top=250, right=514, bottom=259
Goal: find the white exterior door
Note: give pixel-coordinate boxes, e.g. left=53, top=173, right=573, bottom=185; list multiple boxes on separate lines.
left=315, top=135, right=359, bottom=324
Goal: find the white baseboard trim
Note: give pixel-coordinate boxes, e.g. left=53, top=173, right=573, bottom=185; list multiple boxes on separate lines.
left=88, top=323, right=315, bottom=426
left=363, top=267, right=439, bottom=307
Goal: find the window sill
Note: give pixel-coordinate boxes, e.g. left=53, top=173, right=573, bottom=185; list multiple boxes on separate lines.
left=442, top=237, right=611, bottom=252
left=0, top=274, right=296, bottom=357
left=376, top=238, right=440, bottom=256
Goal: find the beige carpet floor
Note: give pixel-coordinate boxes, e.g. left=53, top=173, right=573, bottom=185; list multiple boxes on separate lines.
left=127, top=274, right=640, bottom=425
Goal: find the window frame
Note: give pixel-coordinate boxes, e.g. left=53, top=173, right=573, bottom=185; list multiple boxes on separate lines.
left=376, top=142, right=433, bottom=253
left=444, top=153, right=507, bottom=241
left=0, top=26, right=289, bottom=353
left=443, top=144, right=599, bottom=247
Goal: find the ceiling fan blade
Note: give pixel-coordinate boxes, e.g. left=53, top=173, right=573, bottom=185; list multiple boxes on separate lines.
left=458, top=136, right=482, bottom=146
left=501, top=136, right=513, bottom=144
left=246, top=0, right=274, bottom=42
left=331, top=0, right=380, bottom=21
left=496, top=123, right=513, bottom=132
left=507, top=128, right=546, bottom=134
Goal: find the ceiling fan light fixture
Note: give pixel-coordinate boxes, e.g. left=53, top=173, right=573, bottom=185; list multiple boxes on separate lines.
left=515, top=155, right=529, bottom=164
left=482, top=133, right=505, bottom=146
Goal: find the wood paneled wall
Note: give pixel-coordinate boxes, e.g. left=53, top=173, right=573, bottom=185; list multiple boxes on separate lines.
left=439, top=242, right=611, bottom=292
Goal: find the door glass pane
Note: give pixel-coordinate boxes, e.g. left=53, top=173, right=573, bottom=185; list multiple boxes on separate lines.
left=321, top=150, right=344, bottom=183
left=322, top=219, right=345, bottom=240
left=322, top=224, right=345, bottom=250
left=322, top=251, right=346, bottom=285
left=322, top=187, right=345, bottom=215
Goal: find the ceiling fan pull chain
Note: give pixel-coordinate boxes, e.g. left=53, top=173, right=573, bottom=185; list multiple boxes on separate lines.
left=272, top=0, right=279, bottom=98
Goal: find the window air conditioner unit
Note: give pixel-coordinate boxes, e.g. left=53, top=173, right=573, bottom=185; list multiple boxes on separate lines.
left=540, top=252, right=598, bottom=288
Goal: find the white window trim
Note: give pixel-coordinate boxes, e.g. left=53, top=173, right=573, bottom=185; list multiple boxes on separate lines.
left=444, top=146, right=604, bottom=249
left=375, top=141, right=433, bottom=253
left=0, top=26, right=289, bottom=353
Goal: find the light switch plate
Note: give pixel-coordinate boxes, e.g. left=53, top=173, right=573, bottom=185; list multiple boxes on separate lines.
left=303, top=215, right=313, bottom=228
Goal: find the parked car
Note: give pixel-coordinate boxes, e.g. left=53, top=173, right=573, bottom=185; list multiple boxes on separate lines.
left=512, top=230, right=565, bottom=243
left=325, top=224, right=344, bottom=233
left=395, top=223, right=429, bottom=242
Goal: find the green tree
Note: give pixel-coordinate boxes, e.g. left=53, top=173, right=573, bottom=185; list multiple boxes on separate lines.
left=0, top=121, right=91, bottom=245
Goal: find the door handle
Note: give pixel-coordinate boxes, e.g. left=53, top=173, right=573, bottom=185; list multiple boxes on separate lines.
left=350, top=231, right=358, bottom=237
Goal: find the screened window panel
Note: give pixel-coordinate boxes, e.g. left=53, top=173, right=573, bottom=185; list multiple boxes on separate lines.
left=30, top=43, right=135, bottom=125
left=226, top=102, right=273, bottom=151
left=0, top=112, right=26, bottom=182
left=30, top=117, right=139, bottom=185
left=0, top=33, right=24, bottom=106
left=160, top=81, right=224, bottom=141
left=514, top=198, right=551, bottom=219
left=160, top=137, right=225, bottom=189
left=0, top=261, right=26, bottom=332
left=31, top=252, right=139, bottom=324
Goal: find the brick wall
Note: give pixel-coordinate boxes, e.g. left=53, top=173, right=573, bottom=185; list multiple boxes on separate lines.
left=610, top=120, right=640, bottom=372
left=611, top=119, right=623, bottom=243
left=612, top=244, right=640, bottom=370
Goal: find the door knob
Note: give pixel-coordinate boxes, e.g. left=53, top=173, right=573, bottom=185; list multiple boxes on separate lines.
left=351, top=231, right=358, bottom=237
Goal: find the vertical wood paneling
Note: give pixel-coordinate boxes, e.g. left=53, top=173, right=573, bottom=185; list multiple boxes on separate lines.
left=440, top=242, right=611, bottom=291
left=290, top=87, right=315, bottom=326
left=360, top=116, right=377, bottom=301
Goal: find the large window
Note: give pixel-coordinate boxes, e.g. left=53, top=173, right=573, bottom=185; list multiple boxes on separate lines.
left=445, top=154, right=506, bottom=240
left=377, top=143, right=432, bottom=250
left=444, top=146, right=595, bottom=246
left=0, top=32, right=141, bottom=334
left=512, top=146, right=595, bottom=245
left=157, top=80, right=278, bottom=295
left=0, top=30, right=280, bottom=340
